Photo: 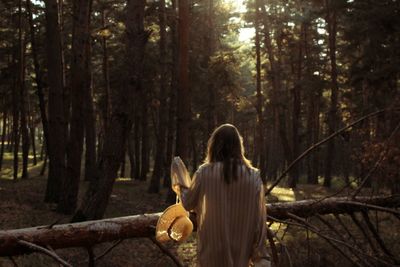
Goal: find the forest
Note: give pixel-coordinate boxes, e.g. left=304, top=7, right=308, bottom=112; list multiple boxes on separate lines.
left=0, top=0, right=399, bottom=266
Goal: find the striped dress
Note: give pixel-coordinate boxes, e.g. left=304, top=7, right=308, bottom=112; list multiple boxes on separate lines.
left=181, top=162, right=269, bottom=267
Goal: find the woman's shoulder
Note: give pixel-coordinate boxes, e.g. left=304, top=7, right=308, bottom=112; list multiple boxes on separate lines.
left=246, top=166, right=263, bottom=184
left=196, top=162, right=218, bottom=171
left=195, top=162, right=223, bottom=175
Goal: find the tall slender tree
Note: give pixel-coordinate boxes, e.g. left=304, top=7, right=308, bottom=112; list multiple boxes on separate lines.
left=175, top=0, right=191, bottom=164
left=19, top=1, right=30, bottom=179
left=72, top=0, right=148, bottom=220
left=44, top=0, right=67, bottom=202
left=58, top=0, right=93, bottom=213
left=323, top=0, right=339, bottom=187
left=254, top=0, right=265, bottom=179
left=148, top=0, right=168, bottom=193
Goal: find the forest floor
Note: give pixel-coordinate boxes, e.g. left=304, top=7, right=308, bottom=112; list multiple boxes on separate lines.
left=0, top=153, right=399, bottom=267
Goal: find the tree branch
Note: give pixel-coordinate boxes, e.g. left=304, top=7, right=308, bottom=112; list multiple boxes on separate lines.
left=0, top=195, right=399, bottom=256
left=266, top=109, right=390, bottom=195
left=17, top=240, right=72, bottom=267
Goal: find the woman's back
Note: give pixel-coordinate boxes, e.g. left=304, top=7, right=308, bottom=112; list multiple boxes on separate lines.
left=182, top=162, right=266, bottom=267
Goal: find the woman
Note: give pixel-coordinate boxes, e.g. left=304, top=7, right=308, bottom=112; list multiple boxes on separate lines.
left=179, top=124, right=270, bottom=267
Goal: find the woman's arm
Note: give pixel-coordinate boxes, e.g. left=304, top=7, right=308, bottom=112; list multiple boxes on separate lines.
left=180, top=168, right=203, bottom=211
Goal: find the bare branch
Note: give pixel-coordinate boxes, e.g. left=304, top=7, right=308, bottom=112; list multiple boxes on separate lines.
left=266, top=109, right=389, bottom=194
left=286, top=213, right=398, bottom=266
left=361, top=211, right=398, bottom=264
left=94, top=239, right=123, bottom=262
left=333, top=214, right=359, bottom=247
left=340, top=201, right=400, bottom=216
left=316, top=214, right=372, bottom=267
left=286, top=213, right=363, bottom=267
left=266, top=227, right=279, bottom=267
left=17, top=240, right=72, bottom=267
left=352, top=121, right=400, bottom=198
left=348, top=212, right=378, bottom=254
left=149, top=237, right=183, bottom=267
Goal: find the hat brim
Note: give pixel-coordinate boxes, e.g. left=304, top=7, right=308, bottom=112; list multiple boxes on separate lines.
left=156, top=203, right=192, bottom=242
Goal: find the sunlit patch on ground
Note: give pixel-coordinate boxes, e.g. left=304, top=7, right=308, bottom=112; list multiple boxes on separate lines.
left=269, top=186, right=296, bottom=202
left=116, top=177, right=132, bottom=182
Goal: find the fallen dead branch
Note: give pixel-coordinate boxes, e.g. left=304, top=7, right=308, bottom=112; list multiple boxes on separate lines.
left=0, top=195, right=399, bottom=257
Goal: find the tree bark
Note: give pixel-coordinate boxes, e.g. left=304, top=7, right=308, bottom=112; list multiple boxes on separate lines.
left=175, top=0, right=191, bottom=163
left=2, top=195, right=399, bottom=257
left=205, top=0, right=216, bottom=135
left=72, top=0, right=148, bottom=221
left=100, top=6, right=111, bottom=131
left=288, top=23, right=304, bottom=188
left=324, top=0, right=339, bottom=188
left=133, top=115, right=141, bottom=180
left=120, top=144, right=127, bottom=177
left=26, top=0, right=50, bottom=168
left=29, top=122, right=37, bottom=166
left=163, top=0, right=178, bottom=194
left=148, top=0, right=168, bottom=193
left=0, top=108, right=7, bottom=171
left=44, top=0, right=67, bottom=203
left=260, top=2, right=293, bottom=185
left=17, top=0, right=29, bottom=180
left=128, top=132, right=136, bottom=179
left=58, top=0, right=93, bottom=214
left=140, top=94, right=149, bottom=181
left=254, top=0, right=265, bottom=179
left=84, top=82, right=97, bottom=182
left=20, top=35, right=30, bottom=180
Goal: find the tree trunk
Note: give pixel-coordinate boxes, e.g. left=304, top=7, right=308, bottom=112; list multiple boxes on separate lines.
left=19, top=33, right=30, bottom=180
left=40, top=153, right=47, bottom=176
left=58, top=0, right=92, bottom=214
left=175, top=0, right=191, bottom=164
left=2, top=195, right=399, bottom=257
left=163, top=0, right=178, bottom=190
left=29, top=123, right=37, bottom=166
left=206, top=0, right=216, bottom=135
left=18, top=0, right=29, bottom=180
left=128, top=133, right=136, bottom=179
left=120, top=144, right=126, bottom=177
left=254, top=1, right=265, bottom=179
left=6, top=113, right=12, bottom=153
left=40, top=132, right=45, bottom=161
left=260, top=2, right=293, bottom=185
left=133, top=115, right=141, bottom=180
left=72, top=0, right=148, bottom=221
left=12, top=1, right=23, bottom=181
left=44, top=0, right=67, bottom=203
left=288, top=23, right=303, bottom=188
left=96, top=5, right=111, bottom=164
left=100, top=6, right=111, bottom=131
left=84, top=77, right=96, bottom=181
left=140, top=95, right=149, bottom=181
left=307, top=89, right=321, bottom=184
left=324, top=1, right=339, bottom=188
left=0, top=108, right=7, bottom=171
left=148, top=0, right=168, bottom=193
left=26, top=0, right=49, bottom=164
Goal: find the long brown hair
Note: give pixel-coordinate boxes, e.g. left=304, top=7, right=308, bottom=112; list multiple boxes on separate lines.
left=205, top=124, right=253, bottom=184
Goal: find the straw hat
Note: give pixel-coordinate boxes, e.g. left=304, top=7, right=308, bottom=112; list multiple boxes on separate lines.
left=156, top=203, right=193, bottom=243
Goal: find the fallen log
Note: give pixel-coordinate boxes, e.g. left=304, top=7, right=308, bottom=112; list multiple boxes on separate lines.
left=0, top=195, right=399, bottom=257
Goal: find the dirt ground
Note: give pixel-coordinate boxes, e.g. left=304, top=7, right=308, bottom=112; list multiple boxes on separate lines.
left=1, top=158, right=399, bottom=267
left=0, top=160, right=198, bottom=267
